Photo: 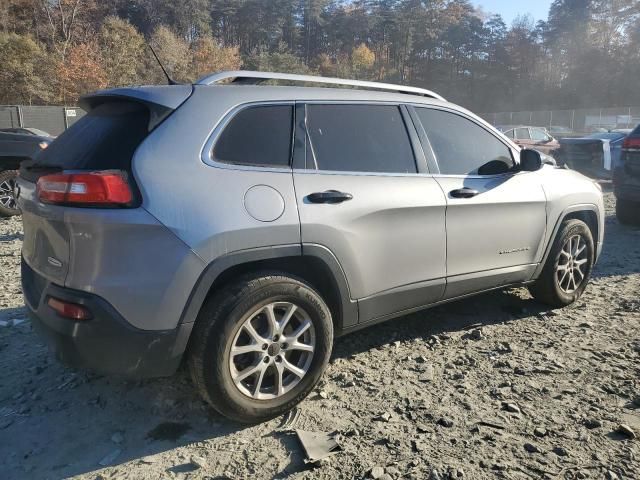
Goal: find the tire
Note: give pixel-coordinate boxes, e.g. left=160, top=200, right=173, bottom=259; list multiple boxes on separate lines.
left=616, top=198, right=640, bottom=226
left=0, top=170, right=20, bottom=217
left=528, top=219, right=594, bottom=308
left=187, top=272, right=333, bottom=423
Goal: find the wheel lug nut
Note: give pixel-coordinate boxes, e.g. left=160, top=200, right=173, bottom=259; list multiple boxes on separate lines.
left=262, top=344, right=268, bottom=350
left=273, top=334, right=280, bottom=342
left=263, top=357, right=270, bottom=363
left=275, top=355, right=282, bottom=362
left=281, top=343, right=288, bottom=349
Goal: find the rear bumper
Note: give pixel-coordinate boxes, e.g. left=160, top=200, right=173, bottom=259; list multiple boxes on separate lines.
left=22, top=258, right=193, bottom=378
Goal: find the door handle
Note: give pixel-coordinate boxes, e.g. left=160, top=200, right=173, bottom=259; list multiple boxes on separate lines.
left=449, top=187, right=479, bottom=199
left=306, top=190, right=353, bottom=204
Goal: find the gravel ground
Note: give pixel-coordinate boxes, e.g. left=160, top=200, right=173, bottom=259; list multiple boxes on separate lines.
left=1, top=190, right=638, bottom=480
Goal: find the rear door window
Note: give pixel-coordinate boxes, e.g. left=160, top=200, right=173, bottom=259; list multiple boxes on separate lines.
left=515, top=128, right=530, bottom=140
left=34, top=101, right=150, bottom=170
left=530, top=128, right=549, bottom=142
left=414, top=107, right=513, bottom=175
left=213, top=105, right=293, bottom=167
left=305, top=104, right=417, bottom=173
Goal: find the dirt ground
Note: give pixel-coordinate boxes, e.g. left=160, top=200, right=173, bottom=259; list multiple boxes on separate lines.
left=1, top=189, right=638, bottom=480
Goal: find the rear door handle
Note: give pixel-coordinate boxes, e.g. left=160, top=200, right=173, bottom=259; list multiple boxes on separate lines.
left=449, top=187, right=479, bottom=199
left=307, top=190, right=353, bottom=204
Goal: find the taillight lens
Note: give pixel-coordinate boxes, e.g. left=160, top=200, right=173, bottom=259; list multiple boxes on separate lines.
left=622, top=137, right=640, bottom=150
left=47, top=297, right=92, bottom=320
left=37, top=171, right=133, bottom=206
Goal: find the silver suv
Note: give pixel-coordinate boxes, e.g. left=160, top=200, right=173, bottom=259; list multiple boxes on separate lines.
left=18, top=72, right=604, bottom=422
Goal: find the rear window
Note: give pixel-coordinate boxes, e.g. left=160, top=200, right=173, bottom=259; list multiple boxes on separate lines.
left=35, top=101, right=150, bottom=170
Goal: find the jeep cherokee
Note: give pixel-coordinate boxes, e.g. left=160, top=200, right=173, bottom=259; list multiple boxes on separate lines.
left=18, top=71, right=605, bottom=422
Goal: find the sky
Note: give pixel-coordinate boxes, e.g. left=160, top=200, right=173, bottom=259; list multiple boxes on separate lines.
left=473, top=0, right=554, bottom=25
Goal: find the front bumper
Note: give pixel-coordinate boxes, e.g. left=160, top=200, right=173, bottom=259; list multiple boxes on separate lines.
left=22, top=258, right=193, bottom=378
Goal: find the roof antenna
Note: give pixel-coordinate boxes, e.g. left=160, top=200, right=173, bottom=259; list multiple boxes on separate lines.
left=148, top=44, right=178, bottom=85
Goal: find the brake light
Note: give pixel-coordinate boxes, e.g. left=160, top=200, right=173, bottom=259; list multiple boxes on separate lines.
left=37, top=171, right=133, bottom=206
left=47, top=297, right=91, bottom=320
left=622, top=137, right=640, bottom=150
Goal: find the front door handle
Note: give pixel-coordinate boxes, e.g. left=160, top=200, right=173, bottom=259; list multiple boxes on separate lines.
left=307, top=190, right=353, bottom=204
left=449, top=187, right=479, bottom=199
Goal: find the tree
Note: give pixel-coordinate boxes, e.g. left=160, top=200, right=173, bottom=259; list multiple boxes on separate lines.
left=56, top=41, right=107, bottom=103
left=98, top=16, right=145, bottom=87
left=351, top=43, right=375, bottom=79
left=190, top=35, right=241, bottom=80
left=0, top=32, right=53, bottom=104
left=148, top=25, right=191, bottom=83
left=244, top=43, right=312, bottom=75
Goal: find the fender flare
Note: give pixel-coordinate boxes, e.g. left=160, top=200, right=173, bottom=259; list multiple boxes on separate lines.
left=532, top=203, right=600, bottom=279
left=177, top=243, right=357, bottom=331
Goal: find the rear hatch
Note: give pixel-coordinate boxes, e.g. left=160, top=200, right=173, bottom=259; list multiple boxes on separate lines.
left=18, top=85, right=192, bottom=288
left=557, top=138, right=607, bottom=178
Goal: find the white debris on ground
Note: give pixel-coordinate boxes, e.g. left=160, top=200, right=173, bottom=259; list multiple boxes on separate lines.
left=0, top=191, right=638, bottom=479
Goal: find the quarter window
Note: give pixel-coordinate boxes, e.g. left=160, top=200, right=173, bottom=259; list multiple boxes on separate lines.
left=213, top=105, right=293, bottom=167
left=415, top=108, right=514, bottom=175
left=306, top=104, right=417, bottom=173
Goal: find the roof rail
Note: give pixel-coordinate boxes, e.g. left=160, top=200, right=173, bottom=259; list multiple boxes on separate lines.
left=195, top=70, right=446, bottom=101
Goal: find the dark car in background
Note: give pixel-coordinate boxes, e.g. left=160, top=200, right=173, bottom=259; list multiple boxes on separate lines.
left=556, top=131, right=628, bottom=180
left=613, top=124, right=640, bottom=225
left=0, top=128, right=53, bottom=216
left=502, top=126, right=560, bottom=155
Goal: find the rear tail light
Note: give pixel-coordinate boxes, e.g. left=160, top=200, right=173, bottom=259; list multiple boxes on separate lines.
left=37, top=170, right=133, bottom=206
left=622, top=137, right=640, bottom=150
left=47, top=297, right=92, bottom=320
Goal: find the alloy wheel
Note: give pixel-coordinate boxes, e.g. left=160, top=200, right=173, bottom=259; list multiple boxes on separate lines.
left=556, top=234, right=588, bottom=294
left=229, top=302, right=315, bottom=400
left=0, top=177, right=17, bottom=211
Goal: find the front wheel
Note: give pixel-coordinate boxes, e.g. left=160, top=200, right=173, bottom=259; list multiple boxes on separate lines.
left=188, top=273, right=333, bottom=423
left=529, top=219, right=594, bottom=307
left=0, top=170, right=20, bottom=217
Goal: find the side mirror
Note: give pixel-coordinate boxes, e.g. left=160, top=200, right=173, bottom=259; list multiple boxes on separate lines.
left=520, top=149, right=543, bottom=172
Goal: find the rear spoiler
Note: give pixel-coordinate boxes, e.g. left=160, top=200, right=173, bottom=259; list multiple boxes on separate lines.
left=79, top=85, right=194, bottom=130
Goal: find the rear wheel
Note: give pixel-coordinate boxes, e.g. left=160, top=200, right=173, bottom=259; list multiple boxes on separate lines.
left=188, top=273, right=333, bottom=423
left=0, top=170, right=20, bottom=217
left=616, top=198, right=640, bottom=226
left=529, top=219, right=594, bottom=307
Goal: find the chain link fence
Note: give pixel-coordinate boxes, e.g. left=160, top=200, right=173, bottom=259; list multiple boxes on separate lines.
left=0, top=105, right=85, bottom=136
left=481, top=107, right=640, bottom=133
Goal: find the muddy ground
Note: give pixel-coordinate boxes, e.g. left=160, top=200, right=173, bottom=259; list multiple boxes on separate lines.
left=0, top=189, right=638, bottom=480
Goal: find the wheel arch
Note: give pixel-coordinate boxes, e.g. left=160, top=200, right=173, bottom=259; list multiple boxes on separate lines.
left=178, top=244, right=356, bottom=336
left=533, top=204, right=600, bottom=279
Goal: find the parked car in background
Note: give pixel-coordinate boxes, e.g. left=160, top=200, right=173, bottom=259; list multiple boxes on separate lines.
left=548, top=125, right=578, bottom=137
left=0, top=129, right=53, bottom=216
left=502, top=126, right=560, bottom=155
left=18, top=71, right=604, bottom=423
left=0, top=127, right=55, bottom=138
left=613, top=124, right=640, bottom=225
left=556, top=131, right=628, bottom=180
